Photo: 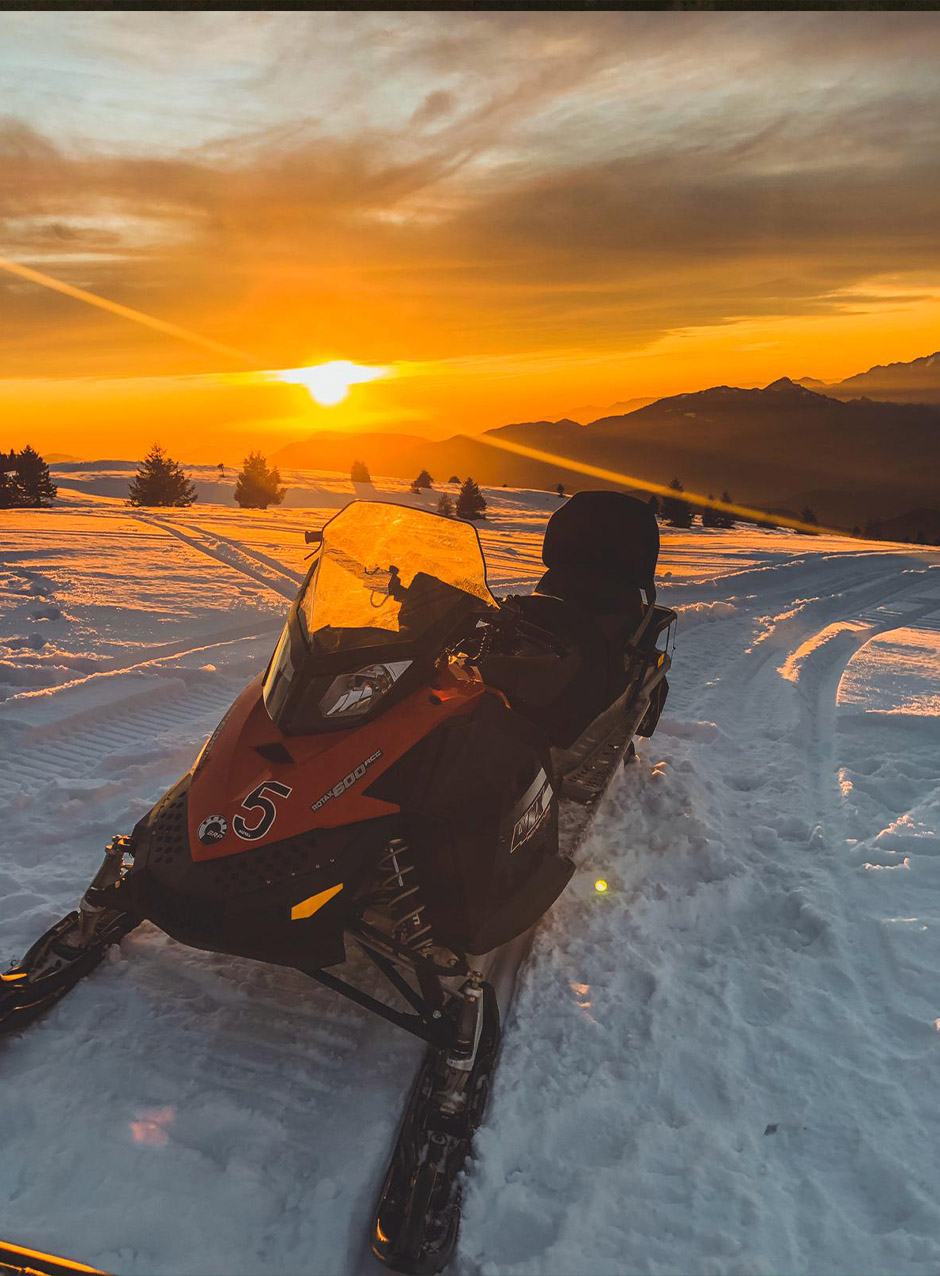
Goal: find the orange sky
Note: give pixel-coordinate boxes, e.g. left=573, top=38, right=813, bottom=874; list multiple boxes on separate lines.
left=2, top=12, right=940, bottom=462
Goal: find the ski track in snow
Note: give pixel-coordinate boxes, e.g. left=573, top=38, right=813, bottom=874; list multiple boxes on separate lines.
left=1, top=479, right=938, bottom=1275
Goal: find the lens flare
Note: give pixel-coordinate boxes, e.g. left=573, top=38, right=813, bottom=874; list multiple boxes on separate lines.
left=594, top=878, right=609, bottom=894
left=476, top=433, right=840, bottom=537
left=0, top=255, right=255, bottom=365
left=274, top=360, right=388, bottom=406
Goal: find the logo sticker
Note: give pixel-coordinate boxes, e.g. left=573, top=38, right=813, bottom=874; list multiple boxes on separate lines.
left=198, top=814, right=228, bottom=845
left=311, top=750, right=383, bottom=813
left=511, top=769, right=553, bottom=854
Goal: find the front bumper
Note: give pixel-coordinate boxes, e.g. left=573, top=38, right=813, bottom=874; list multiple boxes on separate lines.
left=123, top=775, right=398, bottom=970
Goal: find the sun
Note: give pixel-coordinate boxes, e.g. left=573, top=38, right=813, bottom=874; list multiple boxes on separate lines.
left=273, top=360, right=388, bottom=406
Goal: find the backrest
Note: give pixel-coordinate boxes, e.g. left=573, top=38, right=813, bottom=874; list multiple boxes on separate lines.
left=541, top=490, right=659, bottom=602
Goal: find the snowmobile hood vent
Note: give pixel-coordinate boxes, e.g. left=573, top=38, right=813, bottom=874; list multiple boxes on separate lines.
left=255, top=741, right=295, bottom=765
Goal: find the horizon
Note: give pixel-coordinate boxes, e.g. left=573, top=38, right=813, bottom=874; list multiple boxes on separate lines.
left=17, top=356, right=938, bottom=470
left=3, top=12, right=940, bottom=461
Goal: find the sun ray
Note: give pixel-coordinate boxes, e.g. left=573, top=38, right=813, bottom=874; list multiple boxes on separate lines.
left=0, top=255, right=257, bottom=366
left=476, top=433, right=841, bottom=537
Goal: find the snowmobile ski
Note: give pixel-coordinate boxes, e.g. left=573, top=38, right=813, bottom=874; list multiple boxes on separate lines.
left=0, top=837, right=139, bottom=1039
left=372, top=979, right=500, bottom=1274
left=0, top=1239, right=109, bottom=1276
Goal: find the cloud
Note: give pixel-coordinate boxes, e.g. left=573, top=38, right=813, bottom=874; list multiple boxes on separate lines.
left=2, top=12, right=940, bottom=380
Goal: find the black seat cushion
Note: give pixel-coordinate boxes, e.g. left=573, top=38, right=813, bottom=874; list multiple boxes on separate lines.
left=480, top=492, right=658, bottom=749
left=535, top=564, right=645, bottom=621
left=542, top=490, right=659, bottom=605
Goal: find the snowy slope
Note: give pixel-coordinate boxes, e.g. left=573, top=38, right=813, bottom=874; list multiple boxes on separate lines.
left=1, top=473, right=938, bottom=1275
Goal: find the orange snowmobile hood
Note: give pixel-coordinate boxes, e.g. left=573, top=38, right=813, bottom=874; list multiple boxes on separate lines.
left=188, top=664, right=486, bottom=861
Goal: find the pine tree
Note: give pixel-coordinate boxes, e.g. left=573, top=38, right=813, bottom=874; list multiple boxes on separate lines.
left=556, top=482, right=565, bottom=497
left=436, top=492, right=454, bottom=518
left=234, top=452, right=286, bottom=509
left=701, top=494, right=722, bottom=529
left=798, top=505, right=819, bottom=535
left=714, top=490, right=736, bottom=529
left=661, top=477, right=692, bottom=529
left=0, top=470, right=21, bottom=510
left=648, top=494, right=660, bottom=519
left=413, top=469, right=433, bottom=490
left=128, top=444, right=196, bottom=508
left=12, top=446, right=57, bottom=507
left=351, top=459, right=371, bottom=483
left=456, top=477, right=487, bottom=520
left=448, top=475, right=460, bottom=485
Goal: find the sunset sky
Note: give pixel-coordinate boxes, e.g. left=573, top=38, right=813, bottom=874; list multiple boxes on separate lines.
left=2, top=11, right=940, bottom=462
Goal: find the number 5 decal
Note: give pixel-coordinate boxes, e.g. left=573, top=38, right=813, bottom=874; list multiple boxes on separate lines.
left=233, top=781, right=293, bottom=841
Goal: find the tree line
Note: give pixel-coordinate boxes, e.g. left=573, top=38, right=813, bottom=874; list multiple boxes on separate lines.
left=10, top=444, right=928, bottom=543
left=647, top=477, right=824, bottom=534
left=128, top=445, right=287, bottom=508
left=353, top=459, right=487, bottom=520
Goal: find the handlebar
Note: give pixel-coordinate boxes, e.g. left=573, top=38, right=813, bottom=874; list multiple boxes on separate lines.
left=489, top=601, right=569, bottom=659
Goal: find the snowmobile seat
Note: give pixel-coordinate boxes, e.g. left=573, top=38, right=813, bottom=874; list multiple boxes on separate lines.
left=481, top=492, right=660, bottom=748
left=537, top=488, right=659, bottom=610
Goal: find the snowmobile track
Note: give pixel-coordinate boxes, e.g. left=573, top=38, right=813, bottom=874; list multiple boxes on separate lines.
left=132, top=516, right=303, bottom=600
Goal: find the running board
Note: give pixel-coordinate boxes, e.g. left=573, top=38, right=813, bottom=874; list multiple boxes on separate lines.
left=560, top=719, right=632, bottom=803
left=558, top=658, right=669, bottom=804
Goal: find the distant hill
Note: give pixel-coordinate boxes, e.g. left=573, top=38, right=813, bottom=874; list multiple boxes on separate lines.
left=274, top=431, right=429, bottom=477
left=565, top=397, right=654, bottom=423
left=274, top=377, right=940, bottom=530
left=878, top=508, right=940, bottom=546
left=798, top=350, right=940, bottom=405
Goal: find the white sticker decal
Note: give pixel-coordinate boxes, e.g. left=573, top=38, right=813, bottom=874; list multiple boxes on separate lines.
left=233, top=781, right=293, bottom=841
left=311, top=750, right=383, bottom=813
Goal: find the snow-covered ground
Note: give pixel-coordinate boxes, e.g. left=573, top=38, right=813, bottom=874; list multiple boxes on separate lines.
left=1, top=469, right=938, bottom=1275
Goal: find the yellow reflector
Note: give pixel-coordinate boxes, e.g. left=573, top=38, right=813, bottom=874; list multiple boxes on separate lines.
left=375, top=1221, right=389, bottom=1244
left=0, top=969, right=28, bottom=982
left=290, top=883, right=343, bottom=921
left=594, top=879, right=609, bottom=894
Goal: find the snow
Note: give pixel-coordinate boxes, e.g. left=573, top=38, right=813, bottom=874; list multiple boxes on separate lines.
left=1, top=469, right=938, bottom=1274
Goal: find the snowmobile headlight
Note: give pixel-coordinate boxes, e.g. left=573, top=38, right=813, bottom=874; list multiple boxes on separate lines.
left=318, top=661, right=412, bottom=719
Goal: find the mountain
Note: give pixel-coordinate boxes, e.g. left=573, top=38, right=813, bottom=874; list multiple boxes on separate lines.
left=565, top=397, right=654, bottom=423
left=274, top=431, right=429, bottom=478
left=274, top=378, right=939, bottom=530
left=581, top=379, right=939, bottom=523
left=878, top=507, right=940, bottom=545
left=273, top=420, right=587, bottom=491
left=798, top=350, right=940, bottom=405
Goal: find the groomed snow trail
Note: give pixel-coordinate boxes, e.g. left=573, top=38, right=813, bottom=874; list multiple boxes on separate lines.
left=1, top=481, right=938, bottom=1276
left=460, top=544, right=940, bottom=1276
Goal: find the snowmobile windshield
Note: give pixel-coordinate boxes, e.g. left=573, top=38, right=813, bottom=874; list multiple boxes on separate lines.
left=299, top=501, right=496, bottom=656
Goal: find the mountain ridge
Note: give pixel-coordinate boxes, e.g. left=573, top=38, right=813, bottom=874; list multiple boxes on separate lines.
left=273, top=369, right=939, bottom=528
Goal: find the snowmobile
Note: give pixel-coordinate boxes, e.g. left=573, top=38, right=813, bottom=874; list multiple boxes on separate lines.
left=1, top=491, right=675, bottom=1275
